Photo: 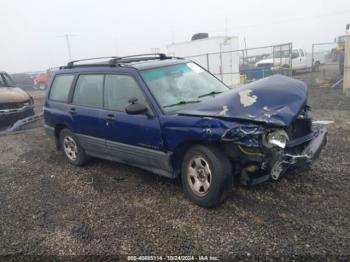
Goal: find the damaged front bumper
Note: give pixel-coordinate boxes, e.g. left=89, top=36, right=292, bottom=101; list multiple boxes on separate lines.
left=270, top=127, right=327, bottom=180
left=239, top=127, right=327, bottom=185
left=0, top=105, right=35, bottom=128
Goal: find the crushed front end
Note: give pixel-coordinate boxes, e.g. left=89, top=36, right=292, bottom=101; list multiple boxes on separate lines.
left=222, top=107, right=327, bottom=185
left=0, top=99, right=35, bottom=128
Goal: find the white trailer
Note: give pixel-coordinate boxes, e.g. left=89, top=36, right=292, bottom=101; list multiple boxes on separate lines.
left=167, top=36, right=240, bottom=87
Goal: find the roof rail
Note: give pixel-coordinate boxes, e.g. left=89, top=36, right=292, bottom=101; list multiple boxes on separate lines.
left=109, top=53, right=171, bottom=64
left=62, top=53, right=180, bottom=69
left=65, top=56, right=119, bottom=68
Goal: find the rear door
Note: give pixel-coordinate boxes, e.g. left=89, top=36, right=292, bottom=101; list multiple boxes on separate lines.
left=101, top=73, right=172, bottom=176
left=45, top=74, right=76, bottom=130
left=69, top=74, right=106, bottom=154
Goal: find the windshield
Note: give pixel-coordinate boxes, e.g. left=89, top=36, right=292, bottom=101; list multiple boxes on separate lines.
left=141, top=62, right=229, bottom=113
left=0, top=73, right=16, bottom=87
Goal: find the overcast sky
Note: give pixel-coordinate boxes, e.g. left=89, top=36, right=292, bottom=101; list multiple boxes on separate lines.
left=1, top=0, right=350, bottom=73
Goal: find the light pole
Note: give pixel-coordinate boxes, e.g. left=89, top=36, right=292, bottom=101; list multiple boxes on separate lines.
left=58, top=34, right=76, bottom=60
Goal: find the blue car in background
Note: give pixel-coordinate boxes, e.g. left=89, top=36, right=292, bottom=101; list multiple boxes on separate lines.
left=44, top=54, right=327, bottom=207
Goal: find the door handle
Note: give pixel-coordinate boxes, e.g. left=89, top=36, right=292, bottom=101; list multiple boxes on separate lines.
left=69, top=107, right=77, bottom=115
left=106, top=114, right=116, bottom=121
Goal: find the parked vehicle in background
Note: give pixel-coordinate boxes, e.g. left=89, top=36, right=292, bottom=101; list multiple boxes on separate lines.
left=10, top=73, right=34, bottom=90
left=33, top=73, right=49, bottom=90
left=0, top=71, right=34, bottom=128
left=256, top=48, right=324, bottom=73
left=44, top=54, right=327, bottom=207
left=330, top=35, right=350, bottom=62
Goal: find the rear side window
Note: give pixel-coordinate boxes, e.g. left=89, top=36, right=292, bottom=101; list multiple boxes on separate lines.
left=104, top=74, right=147, bottom=111
left=73, top=75, right=104, bottom=108
left=49, top=74, right=75, bottom=102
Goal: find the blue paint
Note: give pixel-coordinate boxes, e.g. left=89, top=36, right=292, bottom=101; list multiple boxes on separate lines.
left=44, top=59, right=318, bottom=181
left=240, top=67, right=273, bottom=81
left=178, top=74, right=308, bottom=127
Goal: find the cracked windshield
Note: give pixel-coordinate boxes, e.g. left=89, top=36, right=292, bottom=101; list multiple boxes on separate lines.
left=141, top=62, right=228, bottom=112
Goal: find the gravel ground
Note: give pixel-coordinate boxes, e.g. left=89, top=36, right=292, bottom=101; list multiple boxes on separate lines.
left=0, top=82, right=349, bottom=260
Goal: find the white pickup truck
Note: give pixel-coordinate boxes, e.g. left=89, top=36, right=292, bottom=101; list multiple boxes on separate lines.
left=256, top=48, right=324, bottom=72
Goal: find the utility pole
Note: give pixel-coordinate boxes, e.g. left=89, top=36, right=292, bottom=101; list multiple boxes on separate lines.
left=225, top=17, right=228, bottom=37
left=57, top=34, right=76, bottom=60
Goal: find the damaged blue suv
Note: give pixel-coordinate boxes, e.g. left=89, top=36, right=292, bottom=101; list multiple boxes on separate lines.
left=44, top=54, right=327, bottom=207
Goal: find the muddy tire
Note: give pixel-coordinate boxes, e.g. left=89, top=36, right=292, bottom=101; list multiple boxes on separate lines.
left=181, top=145, right=233, bottom=208
left=59, top=128, right=89, bottom=166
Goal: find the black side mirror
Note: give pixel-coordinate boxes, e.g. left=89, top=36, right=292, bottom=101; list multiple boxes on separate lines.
left=125, top=98, right=148, bottom=115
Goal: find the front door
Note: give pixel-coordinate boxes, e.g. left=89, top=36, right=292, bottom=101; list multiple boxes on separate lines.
left=292, top=49, right=306, bottom=70
left=101, top=73, right=172, bottom=176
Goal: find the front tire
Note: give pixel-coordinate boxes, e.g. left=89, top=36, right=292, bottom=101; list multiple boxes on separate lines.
left=181, top=145, right=233, bottom=208
left=59, top=128, right=89, bottom=166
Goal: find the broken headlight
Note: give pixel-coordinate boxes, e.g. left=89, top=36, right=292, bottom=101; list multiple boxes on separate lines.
left=263, top=130, right=289, bottom=149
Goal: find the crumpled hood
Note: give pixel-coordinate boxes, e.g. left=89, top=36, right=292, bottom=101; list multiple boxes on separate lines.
left=178, top=74, right=308, bottom=127
left=0, top=87, right=30, bottom=103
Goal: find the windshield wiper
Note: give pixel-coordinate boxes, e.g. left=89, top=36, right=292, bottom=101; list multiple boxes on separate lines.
left=198, top=91, right=223, bottom=98
left=163, top=100, right=201, bottom=108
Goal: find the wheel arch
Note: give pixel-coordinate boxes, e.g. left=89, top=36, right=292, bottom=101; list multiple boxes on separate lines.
left=54, top=124, right=68, bottom=149
left=171, top=140, right=226, bottom=177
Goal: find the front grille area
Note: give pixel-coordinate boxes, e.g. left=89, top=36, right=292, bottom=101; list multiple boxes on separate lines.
left=0, top=101, right=28, bottom=111
left=289, top=118, right=312, bottom=139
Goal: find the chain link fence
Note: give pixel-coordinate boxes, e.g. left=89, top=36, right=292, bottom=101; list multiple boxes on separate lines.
left=185, top=43, right=292, bottom=87
left=311, top=42, right=342, bottom=83
left=297, top=38, right=349, bottom=88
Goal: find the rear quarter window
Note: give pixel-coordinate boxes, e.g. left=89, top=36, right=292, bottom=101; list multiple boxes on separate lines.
left=49, top=74, right=75, bottom=102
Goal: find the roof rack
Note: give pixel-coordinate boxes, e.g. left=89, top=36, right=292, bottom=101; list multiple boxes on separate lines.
left=62, top=53, right=176, bottom=69
left=65, top=56, right=118, bottom=68
left=109, top=53, right=171, bottom=64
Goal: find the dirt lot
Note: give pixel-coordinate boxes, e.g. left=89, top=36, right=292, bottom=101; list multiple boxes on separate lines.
left=0, top=82, right=350, bottom=260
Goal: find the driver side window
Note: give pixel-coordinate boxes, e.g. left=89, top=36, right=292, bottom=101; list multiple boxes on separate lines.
left=104, top=74, right=147, bottom=112
left=292, top=50, right=300, bottom=59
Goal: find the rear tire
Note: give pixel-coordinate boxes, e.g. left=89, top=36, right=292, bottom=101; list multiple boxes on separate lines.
left=59, top=128, right=89, bottom=166
left=181, top=145, right=233, bottom=208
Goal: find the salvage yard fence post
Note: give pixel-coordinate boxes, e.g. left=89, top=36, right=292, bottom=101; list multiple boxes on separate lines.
left=343, top=38, right=350, bottom=97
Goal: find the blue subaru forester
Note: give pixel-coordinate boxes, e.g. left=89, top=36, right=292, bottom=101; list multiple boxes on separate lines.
left=44, top=54, right=327, bottom=207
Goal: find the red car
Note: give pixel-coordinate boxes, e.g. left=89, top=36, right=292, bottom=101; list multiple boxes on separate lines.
left=33, top=73, right=49, bottom=90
